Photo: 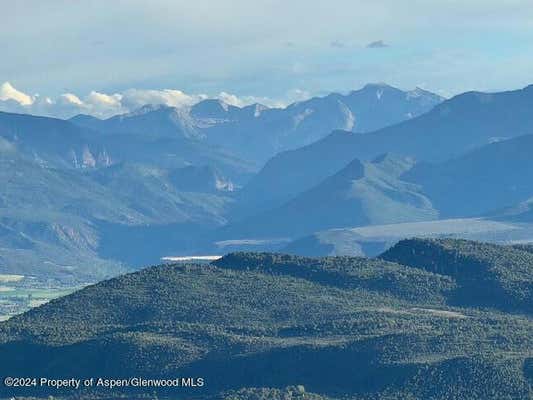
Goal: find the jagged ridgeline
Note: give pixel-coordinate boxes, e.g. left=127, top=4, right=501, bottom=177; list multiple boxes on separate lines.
left=0, top=239, right=532, bottom=399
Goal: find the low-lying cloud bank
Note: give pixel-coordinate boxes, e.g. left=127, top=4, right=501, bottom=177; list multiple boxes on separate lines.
left=0, top=82, right=289, bottom=119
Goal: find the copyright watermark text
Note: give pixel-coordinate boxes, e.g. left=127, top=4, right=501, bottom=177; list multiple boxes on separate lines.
left=3, top=376, right=204, bottom=390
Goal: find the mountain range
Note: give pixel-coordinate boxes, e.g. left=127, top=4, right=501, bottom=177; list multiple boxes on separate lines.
left=0, top=83, right=446, bottom=279
left=0, top=111, right=110, bottom=169
left=2, top=81, right=533, bottom=400
left=0, top=145, right=234, bottom=280
left=222, top=154, right=436, bottom=238
left=70, top=84, right=442, bottom=165
left=224, top=125, right=533, bottom=245
left=199, top=84, right=443, bottom=162
left=5, top=83, right=533, bottom=282
left=404, top=133, right=533, bottom=217
left=239, top=85, right=533, bottom=216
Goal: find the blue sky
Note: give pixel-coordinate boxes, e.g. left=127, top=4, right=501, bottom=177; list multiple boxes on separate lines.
left=1, top=0, right=533, bottom=116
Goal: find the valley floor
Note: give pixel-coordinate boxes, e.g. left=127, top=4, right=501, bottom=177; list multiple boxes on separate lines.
left=0, top=275, right=79, bottom=321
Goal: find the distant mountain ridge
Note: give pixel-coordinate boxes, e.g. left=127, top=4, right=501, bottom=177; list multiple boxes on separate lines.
left=0, top=146, right=236, bottom=280
left=200, top=83, right=443, bottom=162
left=239, top=85, right=533, bottom=214
left=281, top=217, right=532, bottom=258
left=8, top=83, right=533, bottom=283
left=69, top=106, right=255, bottom=181
left=223, top=154, right=436, bottom=239
left=76, top=104, right=204, bottom=140
left=0, top=110, right=111, bottom=169
left=403, top=133, right=533, bottom=217
left=70, top=83, right=443, bottom=163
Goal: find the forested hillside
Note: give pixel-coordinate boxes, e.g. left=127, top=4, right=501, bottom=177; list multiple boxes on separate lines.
left=0, top=239, right=531, bottom=399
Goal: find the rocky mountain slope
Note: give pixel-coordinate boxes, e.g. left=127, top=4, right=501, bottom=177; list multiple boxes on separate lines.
left=201, top=84, right=442, bottom=162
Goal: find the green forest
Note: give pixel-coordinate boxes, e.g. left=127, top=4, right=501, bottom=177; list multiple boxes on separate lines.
left=0, top=239, right=531, bottom=399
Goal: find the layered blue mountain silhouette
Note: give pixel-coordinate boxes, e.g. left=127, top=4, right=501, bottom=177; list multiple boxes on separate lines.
left=222, top=154, right=436, bottom=238
left=239, top=85, right=533, bottom=215
left=3, top=84, right=533, bottom=276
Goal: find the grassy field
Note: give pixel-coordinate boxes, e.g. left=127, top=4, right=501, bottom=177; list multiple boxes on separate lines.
left=0, top=278, right=77, bottom=321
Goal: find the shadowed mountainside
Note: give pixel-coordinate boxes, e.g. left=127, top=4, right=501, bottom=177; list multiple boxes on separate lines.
left=239, top=85, right=533, bottom=214
left=222, top=154, right=436, bottom=239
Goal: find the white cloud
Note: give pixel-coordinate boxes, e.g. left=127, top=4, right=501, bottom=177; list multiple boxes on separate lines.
left=0, top=82, right=33, bottom=106
left=216, top=92, right=245, bottom=107
left=84, top=91, right=124, bottom=117
left=86, top=91, right=122, bottom=106
left=0, top=82, right=290, bottom=118
left=121, top=88, right=205, bottom=110
left=59, top=93, right=83, bottom=106
left=216, top=92, right=291, bottom=108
